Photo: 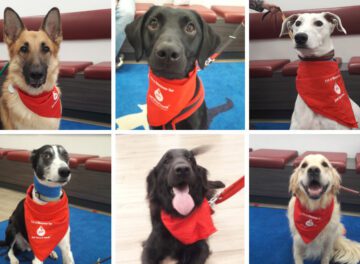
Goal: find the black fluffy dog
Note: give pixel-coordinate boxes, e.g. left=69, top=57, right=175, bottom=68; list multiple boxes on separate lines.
left=142, top=148, right=225, bottom=263
left=125, top=6, right=220, bottom=130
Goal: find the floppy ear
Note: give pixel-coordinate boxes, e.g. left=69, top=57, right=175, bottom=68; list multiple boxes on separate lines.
left=196, top=14, right=220, bottom=69
left=30, top=149, right=39, bottom=170
left=125, top=6, right=157, bottom=61
left=3, top=7, right=25, bottom=45
left=146, top=168, right=158, bottom=201
left=330, top=166, right=341, bottom=194
left=323, top=12, right=347, bottom=34
left=279, top=14, right=299, bottom=37
left=191, top=145, right=212, bottom=156
left=41, top=7, right=62, bottom=45
left=196, top=165, right=209, bottom=191
left=289, top=166, right=300, bottom=194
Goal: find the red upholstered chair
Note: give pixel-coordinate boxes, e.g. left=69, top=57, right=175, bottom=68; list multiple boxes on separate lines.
left=250, top=59, right=290, bottom=78
left=59, top=61, right=93, bottom=78
left=293, top=151, right=347, bottom=173
left=211, top=6, right=245, bottom=24
left=164, top=4, right=217, bottom=23
left=84, top=62, right=111, bottom=80
left=250, top=149, right=298, bottom=169
left=85, top=157, right=111, bottom=173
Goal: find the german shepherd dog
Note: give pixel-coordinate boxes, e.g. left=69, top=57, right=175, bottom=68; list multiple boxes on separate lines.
left=0, top=7, right=62, bottom=130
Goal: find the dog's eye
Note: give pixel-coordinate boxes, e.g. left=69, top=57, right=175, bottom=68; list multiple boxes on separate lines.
left=43, top=153, right=52, bottom=159
left=322, top=161, right=329, bottom=167
left=295, top=20, right=302, bottom=27
left=42, top=44, right=50, bottom=53
left=314, top=20, right=323, bottom=27
left=301, top=162, right=308, bottom=168
left=20, top=45, right=28, bottom=53
left=148, top=18, right=159, bottom=31
left=184, top=22, right=196, bottom=34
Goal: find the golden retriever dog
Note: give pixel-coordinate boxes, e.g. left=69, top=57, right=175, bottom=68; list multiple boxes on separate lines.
left=288, top=154, right=360, bottom=264
left=0, top=7, right=62, bottom=129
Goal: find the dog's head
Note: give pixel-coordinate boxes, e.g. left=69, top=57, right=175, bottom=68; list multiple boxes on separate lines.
left=125, top=6, right=220, bottom=79
left=289, top=154, right=340, bottom=203
left=280, top=12, right=346, bottom=57
left=3, top=7, right=62, bottom=94
left=146, top=148, right=211, bottom=217
left=31, top=145, right=71, bottom=187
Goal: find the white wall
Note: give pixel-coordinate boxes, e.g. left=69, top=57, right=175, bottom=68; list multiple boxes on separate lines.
left=250, top=134, right=360, bottom=157
left=136, top=0, right=244, bottom=8
left=250, top=0, right=360, bottom=62
left=0, top=135, right=111, bottom=156
left=0, top=0, right=111, bottom=63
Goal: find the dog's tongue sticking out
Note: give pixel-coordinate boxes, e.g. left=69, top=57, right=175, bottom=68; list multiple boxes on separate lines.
left=308, top=184, right=322, bottom=197
left=172, top=185, right=195, bottom=216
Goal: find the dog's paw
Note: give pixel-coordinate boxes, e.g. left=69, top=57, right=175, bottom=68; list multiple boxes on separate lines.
left=10, top=260, right=19, bottom=264
left=49, top=251, right=58, bottom=260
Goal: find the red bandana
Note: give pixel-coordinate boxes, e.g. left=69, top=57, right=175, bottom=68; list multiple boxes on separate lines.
left=16, top=86, right=62, bottom=118
left=24, top=185, right=69, bottom=261
left=296, top=61, right=358, bottom=128
left=161, top=199, right=216, bottom=245
left=147, top=68, right=205, bottom=129
left=294, top=198, right=334, bottom=244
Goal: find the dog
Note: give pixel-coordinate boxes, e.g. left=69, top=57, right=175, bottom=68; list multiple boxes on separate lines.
left=0, top=145, right=75, bottom=264
left=125, top=6, right=220, bottom=130
left=288, top=154, right=360, bottom=264
left=280, top=12, right=360, bottom=130
left=142, top=147, right=225, bottom=263
left=0, top=7, right=63, bottom=130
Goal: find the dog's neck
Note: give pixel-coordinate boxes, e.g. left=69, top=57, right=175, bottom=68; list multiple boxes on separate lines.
left=298, top=50, right=335, bottom=61
left=296, top=192, right=334, bottom=211
left=33, top=175, right=63, bottom=204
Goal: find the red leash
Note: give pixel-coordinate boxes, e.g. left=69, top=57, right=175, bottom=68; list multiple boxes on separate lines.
left=340, top=185, right=360, bottom=195
left=209, top=177, right=245, bottom=207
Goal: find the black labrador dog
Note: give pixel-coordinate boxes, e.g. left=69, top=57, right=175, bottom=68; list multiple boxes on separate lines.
left=142, top=148, right=225, bottom=263
left=125, top=6, right=220, bottom=130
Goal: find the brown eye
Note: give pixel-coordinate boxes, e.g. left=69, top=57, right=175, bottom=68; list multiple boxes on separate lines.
left=295, top=20, right=302, bottom=27
left=322, top=161, right=329, bottom=167
left=148, top=18, right=159, bottom=31
left=42, top=43, right=50, bottom=53
left=43, top=153, right=51, bottom=159
left=314, top=20, right=323, bottom=27
left=301, top=162, right=308, bottom=168
left=185, top=22, right=196, bottom=34
left=20, top=45, right=28, bottom=53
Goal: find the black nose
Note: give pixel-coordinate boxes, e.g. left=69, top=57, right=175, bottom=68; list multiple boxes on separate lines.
left=30, top=68, right=45, bottom=81
left=308, top=166, right=320, bottom=179
left=295, top=33, right=308, bottom=45
left=155, top=43, right=181, bottom=62
left=175, top=165, right=190, bottom=176
left=58, top=167, right=71, bottom=178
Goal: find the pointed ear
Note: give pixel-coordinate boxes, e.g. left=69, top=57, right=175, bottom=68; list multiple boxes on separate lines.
left=3, top=7, right=25, bottom=45
left=196, top=13, right=220, bottom=69
left=125, top=6, right=157, bottom=61
left=146, top=168, right=158, bottom=200
left=289, top=167, right=300, bottom=194
left=41, top=7, right=62, bottom=45
left=279, top=14, right=299, bottom=37
left=323, top=12, right=347, bottom=34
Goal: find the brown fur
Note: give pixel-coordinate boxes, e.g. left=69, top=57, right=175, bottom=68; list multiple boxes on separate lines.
left=0, top=7, right=62, bottom=129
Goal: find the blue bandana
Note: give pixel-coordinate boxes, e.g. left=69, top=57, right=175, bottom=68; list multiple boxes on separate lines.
left=33, top=176, right=61, bottom=198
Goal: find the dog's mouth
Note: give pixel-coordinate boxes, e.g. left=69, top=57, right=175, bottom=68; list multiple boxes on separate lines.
left=170, top=183, right=195, bottom=216
left=302, top=181, right=329, bottom=200
left=295, top=44, right=309, bottom=49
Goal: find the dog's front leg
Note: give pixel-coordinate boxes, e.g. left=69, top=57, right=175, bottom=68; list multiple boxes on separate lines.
left=179, top=241, right=210, bottom=264
left=8, top=246, right=20, bottom=264
left=321, top=236, right=336, bottom=264
left=32, top=258, right=43, bottom=264
left=293, top=242, right=304, bottom=264
left=58, top=228, right=75, bottom=264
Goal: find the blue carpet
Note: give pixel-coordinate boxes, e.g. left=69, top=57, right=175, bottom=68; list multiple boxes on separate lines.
left=250, top=206, right=360, bottom=264
left=116, top=62, right=245, bottom=130
left=0, top=207, right=111, bottom=263
left=251, top=122, right=290, bottom=130
left=60, top=119, right=110, bottom=130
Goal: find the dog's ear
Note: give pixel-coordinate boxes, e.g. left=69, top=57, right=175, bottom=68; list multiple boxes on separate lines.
left=30, top=149, right=39, bottom=170
left=289, top=166, right=300, bottom=194
left=125, top=6, right=157, bottom=61
left=279, top=14, right=299, bottom=37
left=323, top=12, right=347, bottom=35
left=191, top=145, right=212, bottom=156
left=195, top=13, right=220, bottom=69
left=3, top=7, right=25, bottom=45
left=41, top=7, right=62, bottom=45
left=330, top=165, right=341, bottom=194
left=146, top=168, right=158, bottom=200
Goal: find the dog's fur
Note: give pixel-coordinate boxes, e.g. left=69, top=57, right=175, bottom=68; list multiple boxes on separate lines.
left=288, top=154, right=360, bottom=264
left=142, top=148, right=225, bottom=263
left=280, top=12, right=360, bottom=130
left=0, top=145, right=74, bottom=264
left=0, top=7, right=62, bottom=130
left=125, top=6, right=220, bottom=130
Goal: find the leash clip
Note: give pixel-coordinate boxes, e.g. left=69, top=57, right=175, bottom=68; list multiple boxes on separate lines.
left=208, top=193, right=220, bottom=209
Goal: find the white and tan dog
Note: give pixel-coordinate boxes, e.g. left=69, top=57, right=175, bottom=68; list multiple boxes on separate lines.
left=288, top=154, right=360, bottom=264
left=280, top=12, right=360, bottom=130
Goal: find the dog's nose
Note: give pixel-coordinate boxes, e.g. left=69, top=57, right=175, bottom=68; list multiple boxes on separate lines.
left=58, top=167, right=71, bottom=178
left=175, top=165, right=190, bottom=176
left=30, top=68, right=45, bottom=81
left=308, top=166, right=320, bottom=178
left=155, top=43, right=181, bottom=62
left=295, top=33, right=308, bottom=45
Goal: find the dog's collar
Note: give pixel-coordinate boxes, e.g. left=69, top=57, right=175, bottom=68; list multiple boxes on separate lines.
left=33, top=176, right=62, bottom=202
left=298, top=50, right=335, bottom=61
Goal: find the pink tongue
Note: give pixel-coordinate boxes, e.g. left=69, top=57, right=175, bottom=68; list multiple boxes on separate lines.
left=309, top=186, right=322, bottom=196
left=172, top=185, right=195, bottom=216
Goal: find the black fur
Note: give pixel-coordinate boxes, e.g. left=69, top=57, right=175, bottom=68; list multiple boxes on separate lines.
left=125, top=6, right=220, bottom=130
left=141, top=148, right=225, bottom=263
